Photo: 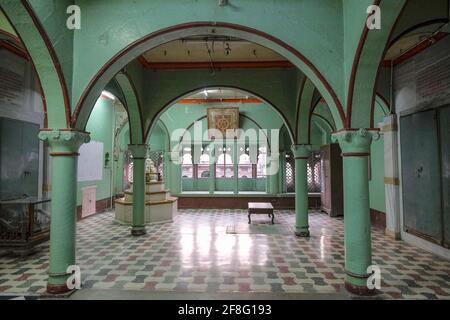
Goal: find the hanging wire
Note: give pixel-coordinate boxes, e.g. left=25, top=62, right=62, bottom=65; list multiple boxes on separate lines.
left=205, top=39, right=215, bottom=75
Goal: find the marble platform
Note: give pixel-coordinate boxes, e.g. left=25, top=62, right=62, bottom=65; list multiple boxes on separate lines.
left=114, top=181, right=178, bottom=225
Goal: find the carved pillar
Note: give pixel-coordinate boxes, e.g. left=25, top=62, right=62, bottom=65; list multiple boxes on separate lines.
left=332, top=129, right=380, bottom=295
left=39, top=129, right=90, bottom=294
left=383, top=115, right=401, bottom=239
left=129, top=144, right=147, bottom=236
left=291, top=144, right=311, bottom=237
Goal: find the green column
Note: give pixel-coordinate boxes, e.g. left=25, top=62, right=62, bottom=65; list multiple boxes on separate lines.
left=38, top=129, right=90, bottom=294
left=291, top=144, right=311, bottom=237
left=267, top=153, right=280, bottom=195
left=129, top=144, right=147, bottom=236
left=233, top=138, right=239, bottom=194
left=169, top=150, right=182, bottom=194
left=332, top=129, right=380, bottom=295
left=209, top=142, right=216, bottom=194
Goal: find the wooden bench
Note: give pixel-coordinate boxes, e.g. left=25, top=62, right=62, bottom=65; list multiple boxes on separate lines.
left=248, top=202, right=275, bottom=224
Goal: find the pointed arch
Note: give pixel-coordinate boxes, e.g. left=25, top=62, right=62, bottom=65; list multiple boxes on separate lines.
left=145, top=85, right=295, bottom=147
left=0, top=1, right=71, bottom=128
left=345, top=0, right=407, bottom=128
left=295, top=78, right=316, bottom=144
left=113, top=72, right=145, bottom=144
left=71, top=22, right=346, bottom=131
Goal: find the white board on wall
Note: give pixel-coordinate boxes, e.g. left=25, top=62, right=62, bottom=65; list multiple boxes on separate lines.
left=77, top=141, right=103, bottom=182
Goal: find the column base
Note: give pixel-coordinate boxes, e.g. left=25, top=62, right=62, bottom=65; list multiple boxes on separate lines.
left=295, top=226, right=310, bottom=237
left=345, top=282, right=377, bottom=296
left=46, top=283, right=72, bottom=295
left=131, top=226, right=147, bottom=236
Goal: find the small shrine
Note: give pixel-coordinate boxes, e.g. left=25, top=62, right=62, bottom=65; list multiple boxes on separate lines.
left=115, top=158, right=177, bottom=225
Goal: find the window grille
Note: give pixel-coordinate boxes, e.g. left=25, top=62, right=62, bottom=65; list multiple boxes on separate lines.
left=148, top=150, right=164, bottom=180
left=284, top=151, right=322, bottom=193
left=285, top=152, right=295, bottom=192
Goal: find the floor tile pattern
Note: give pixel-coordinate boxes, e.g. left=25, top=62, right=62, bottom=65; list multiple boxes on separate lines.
left=1, top=210, right=449, bottom=299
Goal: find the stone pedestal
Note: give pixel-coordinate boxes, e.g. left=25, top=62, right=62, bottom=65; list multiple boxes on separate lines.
left=115, top=181, right=178, bottom=225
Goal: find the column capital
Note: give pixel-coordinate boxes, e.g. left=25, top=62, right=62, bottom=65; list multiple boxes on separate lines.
left=39, top=129, right=90, bottom=155
left=332, top=129, right=380, bottom=155
left=291, top=144, right=311, bottom=159
left=128, top=144, right=148, bottom=159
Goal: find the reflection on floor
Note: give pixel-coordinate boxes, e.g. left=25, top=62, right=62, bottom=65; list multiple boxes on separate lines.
left=1, top=210, right=450, bottom=299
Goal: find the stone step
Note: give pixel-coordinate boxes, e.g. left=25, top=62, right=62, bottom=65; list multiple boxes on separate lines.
left=146, top=181, right=165, bottom=193
left=145, top=190, right=170, bottom=202
left=145, top=197, right=178, bottom=225
left=125, top=189, right=170, bottom=202
left=114, top=196, right=178, bottom=225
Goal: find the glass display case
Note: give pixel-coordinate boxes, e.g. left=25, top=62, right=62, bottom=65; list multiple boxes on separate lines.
left=0, top=197, right=51, bottom=255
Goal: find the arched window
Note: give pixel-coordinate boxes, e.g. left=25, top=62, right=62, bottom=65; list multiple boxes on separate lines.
left=181, top=150, right=193, bottom=178
left=238, top=153, right=251, bottom=178
left=216, top=151, right=234, bottom=178
left=198, top=153, right=210, bottom=178
left=257, top=147, right=267, bottom=178
left=285, top=152, right=295, bottom=192
left=182, top=153, right=193, bottom=165
left=284, top=151, right=322, bottom=193
left=199, top=154, right=210, bottom=164
left=307, top=152, right=322, bottom=192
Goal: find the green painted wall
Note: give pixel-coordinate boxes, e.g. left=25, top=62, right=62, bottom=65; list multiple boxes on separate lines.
left=82, top=91, right=331, bottom=198
left=369, top=103, right=387, bottom=213
left=159, top=100, right=284, bottom=143
left=143, top=68, right=300, bottom=141
left=140, top=99, right=328, bottom=195
left=68, top=0, right=344, bottom=117
left=76, top=98, right=114, bottom=206
left=310, top=122, right=324, bottom=152
left=3, top=1, right=434, bottom=133
left=149, top=124, right=165, bottom=151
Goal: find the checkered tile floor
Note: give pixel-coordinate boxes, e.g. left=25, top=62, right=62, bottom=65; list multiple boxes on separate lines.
left=1, top=210, right=449, bottom=299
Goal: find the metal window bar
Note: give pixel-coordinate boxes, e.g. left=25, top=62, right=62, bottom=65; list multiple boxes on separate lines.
left=148, top=151, right=164, bottom=180
left=284, top=151, right=322, bottom=193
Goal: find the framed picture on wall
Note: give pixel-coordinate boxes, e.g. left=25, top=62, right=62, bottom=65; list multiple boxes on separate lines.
left=207, top=107, right=239, bottom=140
